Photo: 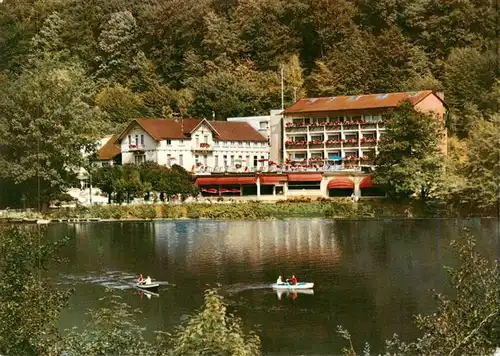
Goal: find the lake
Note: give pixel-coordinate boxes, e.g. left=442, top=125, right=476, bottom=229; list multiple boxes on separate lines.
left=48, top=218, right=499, bottom=355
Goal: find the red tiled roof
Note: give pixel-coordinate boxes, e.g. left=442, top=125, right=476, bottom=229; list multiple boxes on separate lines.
left=117, top=118, right=267, bottom=142
left=97, top=135, right=120, bottom=160
left=210, top=121, right=267, bottom=142
left=284, top=90, right=436, bottom=115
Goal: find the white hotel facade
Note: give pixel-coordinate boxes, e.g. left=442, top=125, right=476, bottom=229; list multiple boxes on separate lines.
left=107, top=118, right=270, bottom=173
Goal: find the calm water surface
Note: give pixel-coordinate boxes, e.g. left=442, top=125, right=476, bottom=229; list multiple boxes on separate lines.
left=48, top=218, right=499, bottom=355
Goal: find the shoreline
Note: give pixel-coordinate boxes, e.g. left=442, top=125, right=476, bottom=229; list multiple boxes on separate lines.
left=0, top=199, right=494, bottom=223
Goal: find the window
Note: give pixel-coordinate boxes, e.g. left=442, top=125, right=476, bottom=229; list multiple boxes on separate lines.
left=195, top=155, right=199, bottom=164
left=179, top=154, right=183, bottom=166
left=345, top=134, right=358, bottom=140
left=215, top=156, right=219, bottom=167
left=203, top=155, right=208, bottom=166
left=167, top=154, right=171, bottom=166
left=246, top=155, right=250, bottom=166
left=311, top=135, right=323, bottom=141
left=223, top=155, right=228, bottom=168
left=195, top=136, right=199, bottom=146
left=363, top=132, right=376, bottom=139
left=128, top=135, right=131, bottom=144
left=328, top=134, right=341, bottom=140
left=293, top=153, right=306, bottom=160
left=230, top=155, right=234, bottom=166
left=204, top=135, right=208, bottom=143
left=166, top=139, right=171, bottom=145
left=260, top=156, right=265, bottom=166
left=311, top=152, right=323, bottom=158
left=179, top=140, right=184, bottom=144
left=259, top=121, right=269, bottom=129
left=140, top=134, right=144, bottom=145
left=253, top=156, right=258, bottom=167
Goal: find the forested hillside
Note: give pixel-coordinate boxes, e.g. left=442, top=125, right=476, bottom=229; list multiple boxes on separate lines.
left=0, top=0, right=497, bottom=132
left=0, top=0, right=498, bottom=209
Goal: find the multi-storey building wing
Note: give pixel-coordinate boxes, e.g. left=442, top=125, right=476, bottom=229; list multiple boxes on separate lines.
left=113, top=118, right=269, bottom=173
left=282, top=90, right=447, bottom=170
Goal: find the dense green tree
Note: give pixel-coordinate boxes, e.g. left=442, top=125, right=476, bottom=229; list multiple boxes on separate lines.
left=92, top=165, right=124, bottom=204
left=0, top=226, right=73, bottom=356
left=164, top=288, right=261, bottom=356
left=459, top=115, right=500, bottom=211
left=306, top=27, right=429, bottom=96
left=95, top=85, right=145, bottom=123
left=0, top=58, right=104, bottom=208
left=443, top=48, right=498, bottom=136
left=373, top=101, right=445, bottom=201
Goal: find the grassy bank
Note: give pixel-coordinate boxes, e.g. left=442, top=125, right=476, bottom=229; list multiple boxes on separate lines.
left=2, top=198, right=459, bottom=221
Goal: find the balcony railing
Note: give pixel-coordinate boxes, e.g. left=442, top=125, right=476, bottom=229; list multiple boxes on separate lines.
left=285, top=121, right=385, bottom=132
left=128, top=144, right=145, bottom=151
left=193, top=143, right=212, bottom=151
left=286, top=138, right=378, bottom=149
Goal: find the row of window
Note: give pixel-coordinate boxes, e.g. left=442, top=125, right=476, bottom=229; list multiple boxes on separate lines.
left=196, top=154, right=268, bottom=167
left=290, top=150, right=374, bottom=160
left=290, top=115, right=384, bottom=125
left=288, top=132, right=379, bottom=142
left=126, top=135, right=267, bottom=148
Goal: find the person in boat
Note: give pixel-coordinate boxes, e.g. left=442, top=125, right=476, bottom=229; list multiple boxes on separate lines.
left=137, top=274, right=144, bottom=284
left=276, top=276, right=284, bottom=284
left=144, top=276, right=152, bottom=285
left=286, top=275, right=297, bottom=285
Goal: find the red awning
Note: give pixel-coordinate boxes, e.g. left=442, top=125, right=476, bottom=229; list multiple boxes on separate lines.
left=327, top=177, right=354, bottom=189
left=195, top=176, right=257, bottom=185
left=359, top=176, right=374, bottom=189
left=260, top=175, right=288, bottom=185
left=287, top=173, right=323, bottom=182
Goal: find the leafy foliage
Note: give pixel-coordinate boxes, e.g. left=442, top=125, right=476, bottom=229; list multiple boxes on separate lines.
left=165, top=288, right=261, bottom=356
left=373, top=101, right=445, bottom=201
left=64, top=291, right=155, bottom=356
left=0, top=57, right=104, bottom=208
left=0, top=226, right=73, bottom=356
left=92, top=163, right=199, bottom=204
left=459, top=115, right=500, bottom=211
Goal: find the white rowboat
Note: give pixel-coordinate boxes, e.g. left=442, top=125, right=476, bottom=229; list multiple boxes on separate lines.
left=272, top=282, right=314, bottom=290
left=135, top=283, right=160, bottom=292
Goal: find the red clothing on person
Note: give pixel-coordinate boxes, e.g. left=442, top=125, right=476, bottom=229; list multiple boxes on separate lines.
left=138, top=274, right=144, bottom=282
left=289, top=276, right=297, bottom=285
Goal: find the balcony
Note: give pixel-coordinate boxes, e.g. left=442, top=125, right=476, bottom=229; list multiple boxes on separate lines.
left=308, top=140, right=324, bottom=149
left=193, top=143, right=213, bottom=152
left=360, top=138, right=377, bottom=147
left=128, top=144, right=145, bottom=152
left=285, top=140, right=308, bottom=149
left=285, top=121, right=385, bottom=132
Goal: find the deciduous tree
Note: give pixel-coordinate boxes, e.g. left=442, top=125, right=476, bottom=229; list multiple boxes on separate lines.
left=373, top=101, right=444, bottom=201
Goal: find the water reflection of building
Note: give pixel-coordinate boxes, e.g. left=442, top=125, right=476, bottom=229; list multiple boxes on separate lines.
left=156, top=220, right=343, bottom=274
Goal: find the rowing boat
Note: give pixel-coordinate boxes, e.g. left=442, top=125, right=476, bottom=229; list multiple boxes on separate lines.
left=135, top=282, right=160, bottom=293
left=272, top=282, right=314, bottom=289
